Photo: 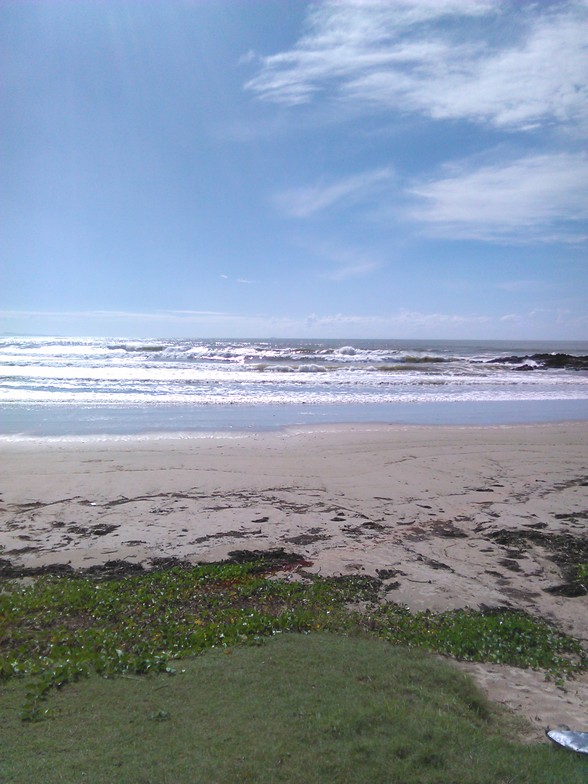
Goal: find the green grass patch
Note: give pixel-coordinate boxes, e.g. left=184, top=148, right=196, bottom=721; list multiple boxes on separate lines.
left=363, top=604, right=586, bottom=677
left=1, top=634, right=587, bottom=784
left=0, top=560, right=585, bottom=722
left=574, top=562, right=588, bottom=590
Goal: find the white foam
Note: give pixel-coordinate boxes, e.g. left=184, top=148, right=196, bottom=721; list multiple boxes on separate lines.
left=297, top=364, right=328, bottom=373
left=2, top=338, right=587, bottom=426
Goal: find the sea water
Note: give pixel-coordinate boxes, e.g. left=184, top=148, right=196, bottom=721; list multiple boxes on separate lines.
left=1, top=336, right=587, bottom=437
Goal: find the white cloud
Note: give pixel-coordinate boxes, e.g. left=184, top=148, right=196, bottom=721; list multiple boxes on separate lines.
left=3, top=306, right=586, bottom=339
left=407, top=152, right=588, bottom=242
left=297, top=309, right=496, bottom=336
left=0, top=309, right=238, bottom=323
left=305, top=309, right=490, bottom=327
left=299, top=240, right=383, bottom=280
left=274, top=168, right=393, bottom=217
left=245, top=0, right=495, bottom=107
left=296, top=307, right=588, bottom=338
left=220, top=275, right=254, bottom=284
left=495, top=280, right=552, bottom=293
left=320, top=257, right=380, bottom=281
left=245, top=0, right=588, bottom=134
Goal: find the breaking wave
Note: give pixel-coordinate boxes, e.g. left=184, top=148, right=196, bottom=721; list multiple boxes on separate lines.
left=2, top=337, right=587, bottom=428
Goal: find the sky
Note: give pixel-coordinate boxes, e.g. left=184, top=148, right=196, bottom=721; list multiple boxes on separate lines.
left=1, top=0, right=587, bottom=340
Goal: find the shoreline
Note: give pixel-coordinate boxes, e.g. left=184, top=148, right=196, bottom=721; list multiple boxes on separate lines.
left=2, top=420, right=587, bottom=738
left=2, top=415, right=588, bottom=451
left=2, top=397, right=588, bottom=439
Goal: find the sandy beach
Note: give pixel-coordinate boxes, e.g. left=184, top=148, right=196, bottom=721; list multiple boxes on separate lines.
left=1, top=422, right=587, bottom=739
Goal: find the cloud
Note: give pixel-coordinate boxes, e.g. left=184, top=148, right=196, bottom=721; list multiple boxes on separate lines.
left=245, top=0, right=588, bottom=134
left=298, top=240, right=382, bottom=280
left=495, top=280, right=553, bottom=293
left=274, top=168, right=393, bottom=218
left=220, top=275, right=254, bottom=284
left=3, top=306, right=585, bottom=339
left=298, top=307, right=588, bottom=338
left=299, top=309, right=495, bottom=334
left=407, top=152, right=588, bottom=242
left=320, top=257, right=380, bottom=281
left=0, top=306, right=482, bottom=330
left=280, top=154, right=588, bottom=245
left=0, top=309, right=238, bottom=323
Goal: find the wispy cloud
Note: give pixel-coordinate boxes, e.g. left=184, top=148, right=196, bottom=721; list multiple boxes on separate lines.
left=320, top=260, right=380, bottom=281
left=3, top=306, right=585, bottom=339
left=301, top=307, right=588, bottom=337
left=274, top=168, right=393, bottom=218
left=0, top=307, right=478, bottom=336
left=407, top=152, right=588, bottom=242
left=220, top=275, right=255, bottom=284
left=302, top=309, right=494, bottom=333
left=277, top=153, right=588, bottom=244
left=320, top=254, right=380, bottom=281
left=298, top=240, right=382, bottom=280
left=0, top=309, right=240, bottom=323
left=245, top=0, right=588, bottom=134
left=495, top=280, right=553, bottom=293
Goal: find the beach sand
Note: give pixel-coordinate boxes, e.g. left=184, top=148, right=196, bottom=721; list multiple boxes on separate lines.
left=1, top=422, right=587, bottom=740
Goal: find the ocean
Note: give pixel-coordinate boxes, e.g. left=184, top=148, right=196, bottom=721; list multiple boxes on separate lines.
left=1, top=336, right=587, bottom=438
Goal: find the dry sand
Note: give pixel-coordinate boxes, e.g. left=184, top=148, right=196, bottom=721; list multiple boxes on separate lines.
left=1, top=422, right=587, bottom=740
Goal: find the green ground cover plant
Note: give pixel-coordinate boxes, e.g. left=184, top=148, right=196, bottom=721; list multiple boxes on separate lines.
left=364, top=604, right=586, bottom=677
left=0, top=557, right=585, bottom=722
left=575, top=562, right=588, bottom=590
left=2, top=633, right=587, bottom=784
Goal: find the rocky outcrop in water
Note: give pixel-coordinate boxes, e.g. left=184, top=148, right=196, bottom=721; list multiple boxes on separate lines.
left=487, top=353, right=588, bottom=371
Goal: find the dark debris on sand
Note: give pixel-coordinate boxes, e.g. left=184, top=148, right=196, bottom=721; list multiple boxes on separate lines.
left=489, top=530, right=588, bottom=597
left=0, top=549, right=314, bottom=582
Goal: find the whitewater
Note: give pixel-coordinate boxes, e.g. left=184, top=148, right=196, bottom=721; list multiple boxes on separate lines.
left=1, top=336, right=587, bottom=436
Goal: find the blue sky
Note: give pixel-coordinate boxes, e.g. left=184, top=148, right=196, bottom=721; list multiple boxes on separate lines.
left=2, top=0, right=587, bottom=339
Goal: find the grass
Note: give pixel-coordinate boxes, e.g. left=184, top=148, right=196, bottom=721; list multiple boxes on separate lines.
left=0, top=559, right=585, bottom=720
left=0, top=558, right=587, bottom=781
left=364, top=603, right=586, bottom=674
left=575, top=562, right=588, bottom=591
left=0, top=561, right=380, bottom=718
left=1, top=633, right=587, bottom=784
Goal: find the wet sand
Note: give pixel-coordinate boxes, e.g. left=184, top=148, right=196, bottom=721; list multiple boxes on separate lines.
left=1, top=422, right=587, bottom=739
